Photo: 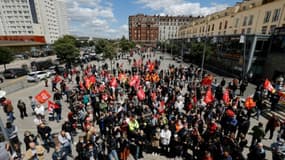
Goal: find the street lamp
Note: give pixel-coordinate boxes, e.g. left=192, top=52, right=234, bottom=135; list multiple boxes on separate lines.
left=200, top=36, right=207, bottom=79
left=239, top=34, right=246, bottom=80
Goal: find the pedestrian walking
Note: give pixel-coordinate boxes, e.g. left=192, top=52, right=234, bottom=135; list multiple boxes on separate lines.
left=17, top=99, right=28, bottom=119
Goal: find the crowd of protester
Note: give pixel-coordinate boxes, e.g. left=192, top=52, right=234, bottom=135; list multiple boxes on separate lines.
left=0, top=51, right=285, bottom=160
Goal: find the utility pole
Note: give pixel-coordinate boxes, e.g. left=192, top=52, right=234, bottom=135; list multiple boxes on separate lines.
left=240, top=34, right=246, bottom=80
left=200, top=37, right=207, bottom=79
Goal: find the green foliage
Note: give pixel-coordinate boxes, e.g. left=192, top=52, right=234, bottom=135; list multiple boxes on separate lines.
left=190, top=42, right=214, bottom=59
left=0, top=47, right=14, bottom=70
left=95, top=39, right=109, bottom=54
left=53, top=35, right=79, bottom=63
left=88, top=40, right=95, bottom=46
left=103, top=42, right=116, bottom=60
left=119, top=36, right=135, bottom=53
left=95, top=39, right=117, bottom=60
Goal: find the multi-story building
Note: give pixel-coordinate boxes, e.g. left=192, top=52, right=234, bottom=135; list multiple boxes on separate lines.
left=129, top=14, right=194, bottom=46
left=177, top=0, right=285, bottom=81
left=178, top=0, right=285, bottom=38
left=0, top=0, right=69, bottom=44
left=159, top=16, right=194, bottom=41
left=55, top=0, right=69, bottom=37
left=129, top=14, right=159, bottom=46
left=0, top=0, right=35, bottom=35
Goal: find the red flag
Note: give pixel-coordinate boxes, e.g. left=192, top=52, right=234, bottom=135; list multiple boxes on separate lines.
left=245, top=97, right=256, bottom=110
left=89, top=75, right=96, bottom=84
left=223, top=89, right=230, bottom=104
left=129, top=75, right=139, bottom=87
left=148, top=62, right=155, bottom=72
left=110, top=78, right=118, bottom=88
left=226, top=109, right=235, bottom=117
left=204, top=88, right=214, bottom=104
left=54, top=75, right=61, bottom=83
left=137, top=88, right=146, bottom=101
left=35, top=89, right=51, bottom=104
left=264, top=79, right=276, bottom=93
left=48, top=100, right=59, bottom=111
left=201, top=75, right=213, bottom=86
left=84, top=77, right=91, bottom=89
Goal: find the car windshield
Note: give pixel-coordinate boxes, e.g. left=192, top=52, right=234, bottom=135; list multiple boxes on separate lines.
left=28, top=73, right=36, bottom=76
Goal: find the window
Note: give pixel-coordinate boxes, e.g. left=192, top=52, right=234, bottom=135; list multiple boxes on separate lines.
left=248, top=15, right=254, bottom=25
left=247, top=28, right=251, bottom=34
left=272, top=8, right=281, bottom=22
left=212, top=24, right=214, bottom=31
left=235, top=18, right=239, bottom=28
left=224, top=20, right=228, bottom=29
left=219, top=22, right=222, bottom=30
left=243, top=16, right=248, bottom=26
left=269, top=25, right=276, bottom=33
left=261, top=26, right=267, bottom=34
left=264, top=11, right=271, bottom=23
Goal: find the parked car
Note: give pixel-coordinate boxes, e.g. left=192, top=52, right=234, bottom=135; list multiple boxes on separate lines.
left=48, top=66, right=65, bottom=75
left=31, top=60, right=54, bottom=71
left=14, top=54, right=29, bottom=60
left=27, top=71, right=51, bottom=82
left=3, top=68, right=28, bottom=79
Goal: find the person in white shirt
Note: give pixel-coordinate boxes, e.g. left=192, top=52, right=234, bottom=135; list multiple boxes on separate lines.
left=34, top=104, right=45, bottom=117
left=160, top=125, right=172, bottom=155
left=58, top=130, right=72, bottom=157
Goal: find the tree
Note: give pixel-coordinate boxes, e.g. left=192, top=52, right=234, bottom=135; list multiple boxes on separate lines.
left=0, top=47, right=14, bottom=70
left=53, top=35, right=80, bottom=64
left=95, top=39, right=108, bottom=54
left=103, top=42, right=117, bottom=70
left=88, top=40, right=95, bottom=46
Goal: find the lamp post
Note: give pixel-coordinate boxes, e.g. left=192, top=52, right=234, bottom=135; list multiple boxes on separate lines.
left=198, top=37, right=207, bottom=79
left=240, top=34, right=246, bottom=80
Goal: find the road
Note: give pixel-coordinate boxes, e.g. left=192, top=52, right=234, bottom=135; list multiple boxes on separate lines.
left=0, top=52, right=277, bottom=160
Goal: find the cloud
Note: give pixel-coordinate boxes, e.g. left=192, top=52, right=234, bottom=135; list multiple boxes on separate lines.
left=66, top=0, right=126, bottom=39
left=136, top=0, right=229, bottom=16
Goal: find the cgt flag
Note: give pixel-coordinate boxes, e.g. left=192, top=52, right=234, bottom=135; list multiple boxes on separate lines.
left=264, top=79, right=276, bottom=93
left=204, top=87, right=214, bottom=104
left=245, top=97, right=256, bottom=110
left=35, top=89, right=51, bottom=104
left=48, top=100, right=59, bottom=111
left=223, top=89, right=230, bottom=104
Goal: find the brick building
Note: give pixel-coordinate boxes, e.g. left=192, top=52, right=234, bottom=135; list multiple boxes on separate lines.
left=129, top=14, right=194, bottom=46
left=129, top=14, right=159, bottom=46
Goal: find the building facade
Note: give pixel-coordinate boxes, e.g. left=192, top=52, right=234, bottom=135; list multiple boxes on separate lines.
left=129, top=14, right=159, bottom=46
left=159, top=16, right=194, bottom=41
left=55, top=0, right=69, bottom=37
left=129, top=14, right=194, bottom=46
left=0, top=0, right=35, bottom=35
left=177, top=0, right=285, bottom=81
left=0, top=0, right=69, bottom=44
left=178, top=0, right=285, bottom=38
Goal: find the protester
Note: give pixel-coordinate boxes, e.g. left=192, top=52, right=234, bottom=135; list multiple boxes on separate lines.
left=17, top=99, right=28, bottom=119
left=23, top=142, right=45, bottom=160
left=3, top=51, right=284, bottom=160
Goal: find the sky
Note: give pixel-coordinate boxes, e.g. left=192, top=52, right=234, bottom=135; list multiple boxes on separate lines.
left=66, top=0, right=242, bottom=39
